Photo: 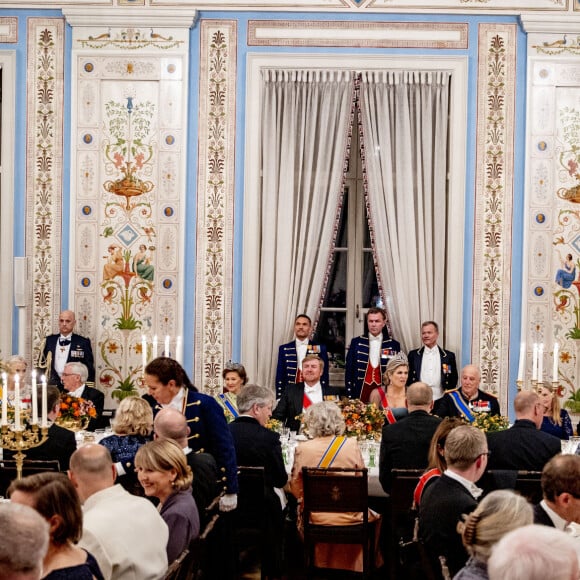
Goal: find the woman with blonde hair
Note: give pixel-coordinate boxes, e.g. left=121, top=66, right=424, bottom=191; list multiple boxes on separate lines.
left=99, top=396, right=153, bottom=495
left=454, top=489, right=533, bottom=579
left=538, top=384, right=573, bottom=440
left=135, top=438, right=199, bottom=564
left=369, top=355, right=409, bottom=423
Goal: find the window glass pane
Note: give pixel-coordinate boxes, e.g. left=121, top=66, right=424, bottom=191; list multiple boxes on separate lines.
left=336, top=190, right=348, bottom=248
left=322, top=251, right=347, bottom=308
left=363, top=212, right=371, bottom=248
left=316, top=311, right=346, bottom=365
left=362, top=251, right=380, bottom=309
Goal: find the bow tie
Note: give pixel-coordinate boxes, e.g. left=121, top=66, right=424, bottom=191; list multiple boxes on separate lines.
left=305, top=385, right=317, bottom=394
left=296, top=340, right=308, bottom=347
left=369, top=334, right=382, bottom=343
left=59, top=338, right=71, bottom=346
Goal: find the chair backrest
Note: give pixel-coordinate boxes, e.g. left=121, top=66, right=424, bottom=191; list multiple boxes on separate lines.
left=235, top=466, right=266, bottom=528
left=0, top=459, right=61, bottom=497
left=163, top=547, right=190, bottom=580
left=302, top=466, right=368, bottom=518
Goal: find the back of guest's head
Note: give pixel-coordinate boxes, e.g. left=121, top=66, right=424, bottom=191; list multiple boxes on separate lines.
left=488, top=524, right=580, bottom=580
left=458, top=489, right=533, bottom=561
left=407, top=382, right=433, bottom=408
left=427, top=417, right=465, bottom=471
left=541, top=454, right=580, bottom=502
left=513, top=390, right=539, bottom=416
left=145, top=357, right=196, bottom=390
left=153, top=407, right=188, bottom=441
left=304, top=401, right=345, bottom=438
left=66, top=361, right=89, bottom=383
left=8, top=472, right=82, bottom=546
left=0, top=502, right=49, bottom=579
left=135, top=438, right=193, bottom=491
left=444, top=425, right=487, bottom=470
left=70, top=443, right=113, bottom=479
left=237, top=384, right=274, bottom=414
left=112, top=396, right=153, bottom=436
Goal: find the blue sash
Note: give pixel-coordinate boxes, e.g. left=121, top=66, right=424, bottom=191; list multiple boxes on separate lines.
left=217, top=393, right=239, bottom=419
left=449, top=391, right=474, bottom=422
left=317, top=436, right=347, bottom=468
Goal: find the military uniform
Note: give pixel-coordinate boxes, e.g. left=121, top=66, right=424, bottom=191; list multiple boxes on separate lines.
left=432, top=387, right=500, bottom=421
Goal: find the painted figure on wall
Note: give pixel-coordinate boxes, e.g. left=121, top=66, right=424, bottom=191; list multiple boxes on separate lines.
left=103, top=244, right=125, bottom=281
left=133, top=244, right=155, bottom=281
left=555, top=253, right=576, bottom=289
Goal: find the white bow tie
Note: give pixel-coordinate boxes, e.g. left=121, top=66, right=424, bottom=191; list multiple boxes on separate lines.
left=296, top=339, right=308, bottom=347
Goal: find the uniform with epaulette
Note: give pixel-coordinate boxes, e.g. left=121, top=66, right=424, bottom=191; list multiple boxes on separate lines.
left=432, top=387, right=500, bottom=421
left=275, top=341, right=329, bottom=399
left=144, top=389, right=238, bottom=495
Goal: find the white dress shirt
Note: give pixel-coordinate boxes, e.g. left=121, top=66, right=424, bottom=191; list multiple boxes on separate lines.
left=444, top=468, right=483, bottom=499
left=303, top=382, right=323, bottom=410
left=296, top=338, right=308, bottom=369
left=69, top=384, right=87, bottom=399
left=163, top=387, right=185, bottom=412
left=369, top=333, right=382, bottom=368
left=540, top=499, right=568, bottom=530
left=421, top=345, right=443, bottom=399
left=55, top=334, right=72, bottom=376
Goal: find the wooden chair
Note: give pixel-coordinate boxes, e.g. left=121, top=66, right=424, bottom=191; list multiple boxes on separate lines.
left=163, top=547, right=190, bottom=580
left=481, top=469, right=543, bottom=504
left=302, top=466, right=376, bottom=578
left=0, top=459, right=60, bottom=496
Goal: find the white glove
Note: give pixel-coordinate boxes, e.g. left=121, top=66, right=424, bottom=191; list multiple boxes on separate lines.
left=219, top=493, right=238, bottom=512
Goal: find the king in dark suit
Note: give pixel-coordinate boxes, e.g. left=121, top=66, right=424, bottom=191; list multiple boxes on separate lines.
left=345, top=307, right=401, bottom=401
left=379, top=382, right=441, bottom=494
left=62, top=362, right=105, bottom=431
left=273, top=354, right=340, bottom=432
left=407, top=321, right=458, bottom=400
left=40, top=310, right=95, bottom=388
left=275, top=314, right=329, bottom=398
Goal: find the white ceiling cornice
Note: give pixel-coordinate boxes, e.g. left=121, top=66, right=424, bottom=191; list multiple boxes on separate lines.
left=62, top=6, right=197, bottom=28
left=520, top=14, right=580, bottom=33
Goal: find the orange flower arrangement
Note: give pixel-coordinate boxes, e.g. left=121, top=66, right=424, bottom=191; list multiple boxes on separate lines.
left=59, top=394, right=97, bottom=421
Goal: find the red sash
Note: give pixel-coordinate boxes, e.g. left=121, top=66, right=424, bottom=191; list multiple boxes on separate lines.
left=377, top=389, right=396, bottom=424
left=413, top=468, right=441, bottom=508
left=295, top=368, right=303, bottom=384
left=303, top=392, right=313, bottom=410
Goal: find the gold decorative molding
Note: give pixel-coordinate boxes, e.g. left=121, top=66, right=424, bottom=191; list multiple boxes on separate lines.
left=195, top=20, right=237, bottom=394
left=472, top=24, right=517, bottom=412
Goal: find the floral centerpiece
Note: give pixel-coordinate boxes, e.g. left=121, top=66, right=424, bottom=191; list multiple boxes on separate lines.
left=472, top=412, right=510, bottom=433
left=338, top=398, right=385, bottom=441
left=266, top=417, right=283, bottom=433
left=56, top=394, right=97, bottom=431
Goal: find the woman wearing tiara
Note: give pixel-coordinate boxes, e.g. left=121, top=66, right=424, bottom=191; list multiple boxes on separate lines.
left=369, top=355, right=409, bottom=423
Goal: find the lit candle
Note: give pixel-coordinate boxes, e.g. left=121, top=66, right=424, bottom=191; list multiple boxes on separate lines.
left=1, top=372, right=7, bottom=426
left=31, top=369, right=38, bottom=425
left=553, top=342, right=559, bottom=383
left=14, top=374, right=21, bottom=430
left=152, top=335, right=158, bottom=359
left=532, top=343, right=538, bottom=382
left=141, top=335, right=147, bottom=371
left=538, top=343, right=544, bottom=383
left=517, top=342, right=525, bottom=382
left=41, top=375, right=47, bottom=428
left=176, top=336, right=182, bottom=364
left=164, top=335, right=170, bottom=357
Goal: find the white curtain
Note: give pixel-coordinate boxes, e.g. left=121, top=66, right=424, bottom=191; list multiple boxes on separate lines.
left=359, top=71, right=451, bottom=351
left=255, top=69, right=355, bottom=388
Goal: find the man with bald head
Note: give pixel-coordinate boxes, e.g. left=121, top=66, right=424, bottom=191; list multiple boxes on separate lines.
left=486, top=390, right=561, bottom=471
left=433, top=364, right=500, bottom=420
left=379, top=382, right=441, bottom=494
left=41, top=309, right=95, bottom=388
left=69, top=444, right=169, bottom=579
left=154, top=407, right=220, bottom=523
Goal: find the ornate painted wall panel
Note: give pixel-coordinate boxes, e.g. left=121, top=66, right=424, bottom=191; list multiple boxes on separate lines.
left=471, top=24, right=517, bottom=413
left=194, top=20, right=237, bottom=394
left=67, top=16, right=193, bottom=405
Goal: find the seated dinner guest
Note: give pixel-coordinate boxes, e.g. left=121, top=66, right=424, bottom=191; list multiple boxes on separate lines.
left=61, top=362, right=105, bottom=431
left=289, top=401, right=381, bottom=573
left=135, top=438, right=200, bottom=564
left=229, top=384, right=288, bottom=578
left=272, top=354, right=340, bottom=433
left=407, top=321, right=459, bottom=400
left=4, top=354, right=32, bottom=404
left=433, top=364, right=500, bottom=421
left=99, top=396, right=153, bottom=495
left=538, top=384, right=573, bottom=440
left=216, top=361, right=248, bottom=421
left=379, top=382, right=441, bottom=494
left=8, top=472, right=104, bottom=580
left=369, top=354, right=410, bottom=423
left=454, top=490, right=533, bottom=580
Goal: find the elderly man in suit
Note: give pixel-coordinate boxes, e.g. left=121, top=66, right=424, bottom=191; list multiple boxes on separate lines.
left=533, top=454, right=580, bottom=529
left=62, top=362, right=104, bottom=432
left=379, top=382, right=441, bottom=494
left=487, top=390, right=561, bottom=472
left=275, top=313, right=330, bottom=399
left=272, top=354, right=340, bottom=432
left=40, top=310, right=94, bottom=388
left=419, top=425, right=488, bottom=578
left=407, top=321, right=458, bottom=401
left=229, top=384, right=288, bottom=578
left=345, top=307, right=401, bottom=402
